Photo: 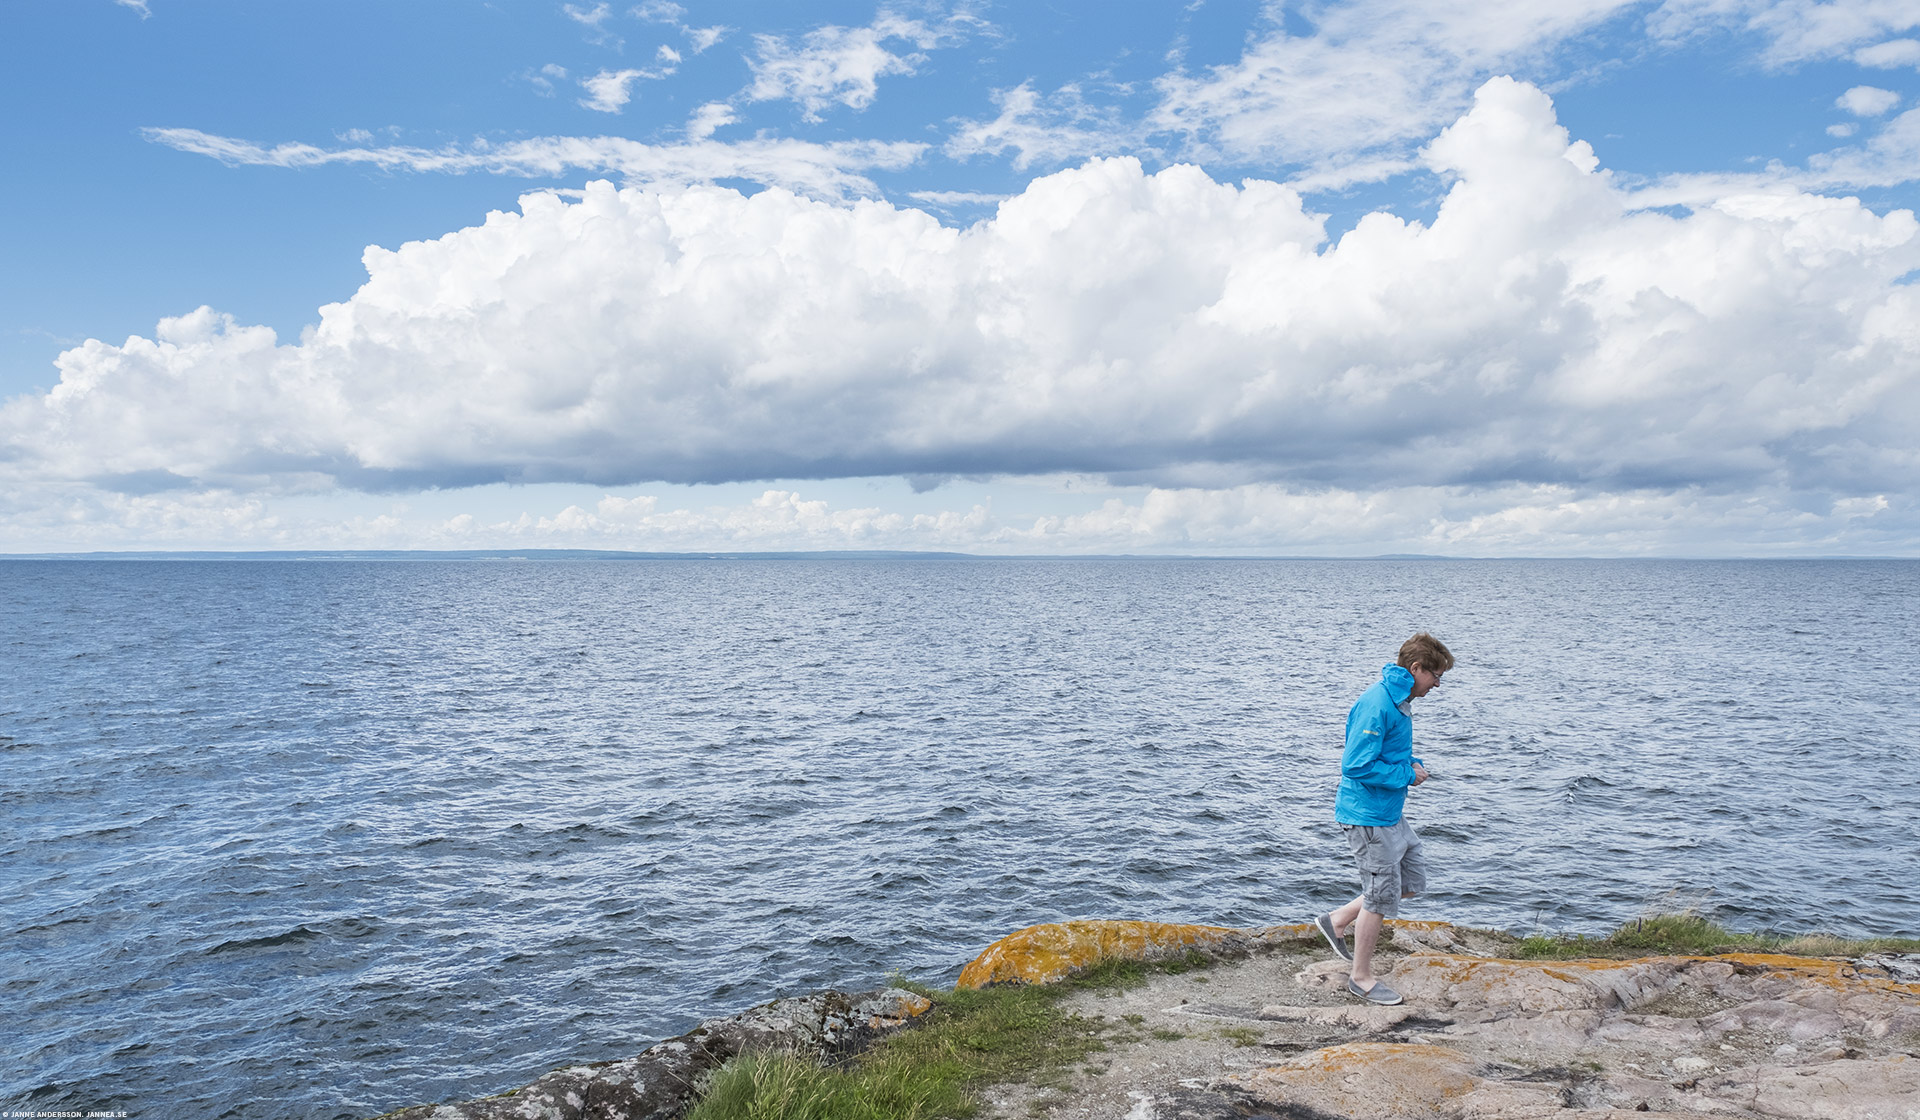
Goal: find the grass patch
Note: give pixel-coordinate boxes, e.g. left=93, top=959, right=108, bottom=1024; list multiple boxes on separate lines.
left=685, top=1053, right=966, bottom=1120
left=1156, top=949, right=1212, bottom=975
left=1214, top=1026, right=1261, bottom=1048
left=686, top=953, right=1220, bottom=1120
left=1513, top=913, right=1920, bottom=960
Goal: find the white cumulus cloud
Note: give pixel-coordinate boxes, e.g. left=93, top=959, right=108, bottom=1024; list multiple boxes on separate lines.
left=1133, top=1, right=1920, bottom=190
left=1149, top=0, right=1641, bottom=185
left=1855, top=37, right=1920, bottom=68
left=15, top=79, right=1920, bottom=555
left=685, top=101, right=737, bottom=140
left=1838, top=84, right=1902, bottom=115
left=747, top=13, right=956, bottom=119
left=575, top=51, right=680, bottom=114
left=633, top=1, right=728, bottom=53
left=579, top=68, right=645, bottom=113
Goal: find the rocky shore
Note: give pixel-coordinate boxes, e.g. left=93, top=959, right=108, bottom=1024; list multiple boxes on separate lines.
left=373, top=918, right=1920, bottom=1120
left=371, top=987, right=932, bottom=1120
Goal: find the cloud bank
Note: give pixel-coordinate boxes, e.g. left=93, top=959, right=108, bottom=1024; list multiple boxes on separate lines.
left=2, top=480, right=1904, bottom=557
left=12, top=79, right=1920, bottom=552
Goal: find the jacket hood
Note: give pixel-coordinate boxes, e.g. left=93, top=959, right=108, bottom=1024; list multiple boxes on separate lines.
left=1381, top=663, right=1415, bottom=704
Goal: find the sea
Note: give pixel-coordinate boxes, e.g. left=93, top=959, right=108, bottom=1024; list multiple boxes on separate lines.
left=3, top=557, right=1917, bottom=1119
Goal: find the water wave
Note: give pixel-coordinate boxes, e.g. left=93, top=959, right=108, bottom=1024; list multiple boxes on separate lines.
left=2, top=557, right=1916, bottom=1118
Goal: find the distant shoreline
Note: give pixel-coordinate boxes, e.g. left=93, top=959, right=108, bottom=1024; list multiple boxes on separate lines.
left=3, top=550, right=1915, bottom=562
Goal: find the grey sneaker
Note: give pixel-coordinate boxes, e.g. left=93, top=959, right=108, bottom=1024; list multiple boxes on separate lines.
left=1315, top=913, right=1353, bottom=962
left=1346, top=977, right=1404, bottom=1005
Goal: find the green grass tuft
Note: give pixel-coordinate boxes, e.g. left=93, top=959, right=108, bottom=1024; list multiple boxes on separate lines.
left=686, top=952, right=1222, bottom=1120
left=1513, top=912, right=1920, bottom=960
left=686, top=913, right=1920, bottom=1120
left=685, top=1053, right=968, bottom=1120
left=1214, top=1026, right=1260, bottom=1048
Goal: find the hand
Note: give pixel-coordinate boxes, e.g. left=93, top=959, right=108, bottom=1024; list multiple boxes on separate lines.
left=1412, top=762, right=1429, bottom=787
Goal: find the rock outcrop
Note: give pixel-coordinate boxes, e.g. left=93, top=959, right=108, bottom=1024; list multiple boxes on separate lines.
left=1229, top=951, right=1920, bottom=1118
left=957, top=919, right=1309, bottom=988
left=371, top=987, right=930, bottom=1120
left=371, top=920, right=1920, bottom=1120
left=958, top=920, right=1920, bottom=1120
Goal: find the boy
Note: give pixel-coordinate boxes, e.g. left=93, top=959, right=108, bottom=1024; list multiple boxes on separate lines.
left=1314, top=632, right=1453, bottom=1005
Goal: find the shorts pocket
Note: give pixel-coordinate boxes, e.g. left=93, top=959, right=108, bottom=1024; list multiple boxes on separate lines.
left=1349, top=828, right=1395, bottom=873
left=1355, top=848, right=1396, bottom=873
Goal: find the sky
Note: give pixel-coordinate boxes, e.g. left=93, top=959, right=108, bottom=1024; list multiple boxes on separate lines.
left=2, top=0, right=1918, bottom=556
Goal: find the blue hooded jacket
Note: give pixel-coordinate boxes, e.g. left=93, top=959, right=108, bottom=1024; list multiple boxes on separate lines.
left=1334, top=664, right=1425, bottom=826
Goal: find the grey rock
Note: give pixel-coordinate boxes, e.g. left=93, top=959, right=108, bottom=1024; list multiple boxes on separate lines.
left=1144, top=1086, right=1345, bottom=1119
left=369, top=987, right=930, bottom=1120
left=1855, top=952, right=1920, bottom=983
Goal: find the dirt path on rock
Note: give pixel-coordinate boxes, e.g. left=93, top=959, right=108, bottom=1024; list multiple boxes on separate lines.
left=972, top=924, right=1920, bottom=1120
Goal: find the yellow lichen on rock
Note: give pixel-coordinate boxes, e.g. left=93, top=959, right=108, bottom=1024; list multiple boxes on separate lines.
left=864, top=991, right=932, bottom=1029
left=1716, top=951, right=1920, bottom=995
left=1377, top=954, right=1615, bottom=1013
left=956, top=919, right=1474, bottom=990
left=1227, top=1042, right=1484, bottom=1119
left=949, top=919, right=1920, bottom=1120
left=955, top=920, right=1241, bottom=989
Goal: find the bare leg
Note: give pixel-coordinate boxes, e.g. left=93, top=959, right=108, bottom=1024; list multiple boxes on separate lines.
left=1329, top=894, right=1365, bottom=938
left=1349, top=891, right=1417, bottom=988
left=1350, top=907, right=1385, bottom=986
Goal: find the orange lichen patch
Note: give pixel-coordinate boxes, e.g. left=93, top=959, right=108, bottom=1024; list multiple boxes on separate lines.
left=1289, top=1041, right=1477, bottom=1082
left=1717, top=952, right=1852, bottom=971
left=865, top=992, right=933, bottom=1029
left=1386, top=951, right=1920, bottom=1018
left=955, top=920, right=1239, bottom=989
left=1713, top=952, right=1920, bottom=996
left=1385, top=954, right=1614, bottom=1013
left=1228, top=1042, right=1482, bottom=1118
left=1392, top=954, right=1603, bottom=979
left=1408, top=951, right=1902, bottom=983
left=1427, top=950, right=1918, bottom=995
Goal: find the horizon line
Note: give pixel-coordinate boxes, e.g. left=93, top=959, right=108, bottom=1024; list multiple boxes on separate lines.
left=2, top=549, right=1915, bottom=562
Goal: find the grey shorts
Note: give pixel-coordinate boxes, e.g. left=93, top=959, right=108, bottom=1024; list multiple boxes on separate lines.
left=1343, top=819, right=1427, bottom=918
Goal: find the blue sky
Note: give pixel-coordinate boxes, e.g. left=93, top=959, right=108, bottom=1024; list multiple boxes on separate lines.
left=2, top=1, right=1918, bottom=554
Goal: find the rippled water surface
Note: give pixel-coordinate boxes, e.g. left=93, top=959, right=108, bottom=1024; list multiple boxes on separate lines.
left=4, top=558, right=1918, bottom=1118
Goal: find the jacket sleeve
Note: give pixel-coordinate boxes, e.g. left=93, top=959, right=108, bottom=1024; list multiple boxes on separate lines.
left=1342, top=703, right=1413, bottom=789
